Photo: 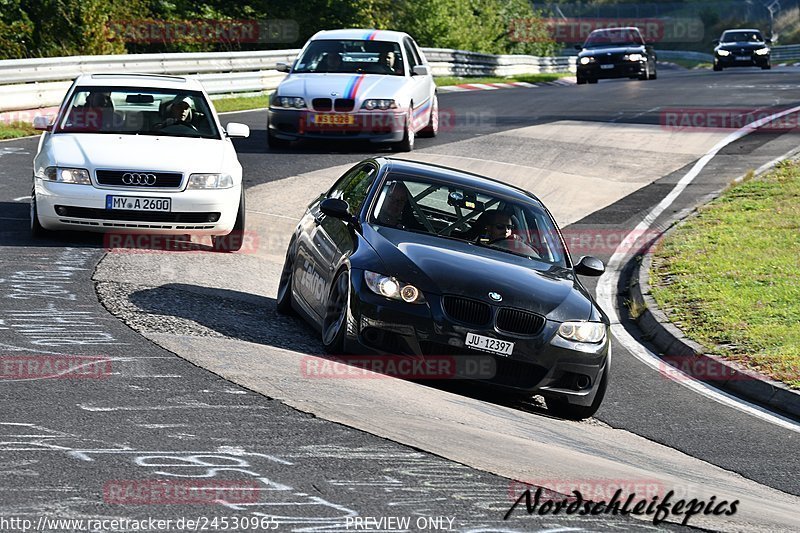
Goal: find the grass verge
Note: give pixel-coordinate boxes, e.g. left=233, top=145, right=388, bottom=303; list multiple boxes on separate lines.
left=434, top=73, right=569, bottom=87
left=650, top=160, right=800, bottom=389
left=0, top=121, right=38, bottom=140
left=212, top=94, right=272, bottom=113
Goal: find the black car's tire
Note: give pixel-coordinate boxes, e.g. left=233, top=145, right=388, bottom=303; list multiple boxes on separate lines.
left=713, top=63, right=723, bottom=71
left=576, top=75, right=587, bottom=85
left=638, top=70, right=649, bottom=80
left=212, top=189, right=246, bottom=252
left=30, top=185, right=48, bottom=239
left=588, top=78, right=598, bottom=84
left=322, top=269, right=350, bottom=353
left=650, top=66, right=657, bottom=80
left=419, top=95, right=438, bottom=138
left=276, top=247, right=296, bottom=315
left=393, top=110, right=415, bottom=152
left=762, top=64, right=771, bottom=70
left=546, top=366, right=608, bottom=421
left=268, top=130, right=290, bottom=149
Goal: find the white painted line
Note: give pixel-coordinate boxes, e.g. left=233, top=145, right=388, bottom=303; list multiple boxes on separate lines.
left=596, top=105, right=800, bottom=434
left=512, top=82, right=537, bottom=87
left=437, top=86, right=469, bottom=92
left=13, top=196, right=30, bottom=202
left=491, top=83, right=517, bottom=88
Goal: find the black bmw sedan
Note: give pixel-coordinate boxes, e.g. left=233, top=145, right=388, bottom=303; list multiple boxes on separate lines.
left=713, top=29, right=771, bottom=71
left=575, top=27, right=657, bottom=84
left=277, top=158, right=610, bottom=419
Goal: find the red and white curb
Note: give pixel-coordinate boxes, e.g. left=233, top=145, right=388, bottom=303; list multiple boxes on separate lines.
left=438, top=78, right=576, bottom=92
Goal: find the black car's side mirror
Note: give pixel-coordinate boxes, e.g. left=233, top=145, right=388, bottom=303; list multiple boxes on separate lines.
left=574, top=44, right=582, bottom=50
left=320, top=198, right=353, bottom=221
left=575, top=256, right=605, bottom=277
left=712, top=39, right=720, bottom=45
left=766, top=38, right=772, bottom=44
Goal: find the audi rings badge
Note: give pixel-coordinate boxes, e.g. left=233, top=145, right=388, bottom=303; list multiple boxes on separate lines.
left=122, top=172, right=157, bottom=186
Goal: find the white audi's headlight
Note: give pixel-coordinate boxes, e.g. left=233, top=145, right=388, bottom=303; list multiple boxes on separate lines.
left=187, top=173, right=234, bottom=189
left=755, top=47, right=770, bottom=55
left=41, top=166, right=91, bottom=185
left=361, top=99, right=397, bottom=110
left=579, top=56, right=595, bottom=65
left=625, top=53, right=645, bottom=61
left=717, top=49, right=731, bottom=56
left=558, top=321, right=606, bottom=344
left=364, top=270, right=425, bottom=304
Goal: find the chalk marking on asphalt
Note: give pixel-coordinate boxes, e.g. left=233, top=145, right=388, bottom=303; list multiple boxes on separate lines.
left=597, top=104, right=800, bottom=434
left=0, top=217, right=28, bottom=221
left=13, top=196, right=30, bottom=202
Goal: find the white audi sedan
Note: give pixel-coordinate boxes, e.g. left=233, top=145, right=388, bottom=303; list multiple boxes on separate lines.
left=31, top=73, right=250, bottom=251
left=267, top=29, right=438, bottom=151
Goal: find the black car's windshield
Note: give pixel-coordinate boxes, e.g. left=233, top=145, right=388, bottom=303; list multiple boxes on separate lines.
left=293, top=39, right=404, bottom=75
left=584, top=28, right=644, bottom=48
left=370, top=176, right=568, bottom=267
left=55, top=86, right=220, bottom=139
left=720, top=30, right=764, bottom=43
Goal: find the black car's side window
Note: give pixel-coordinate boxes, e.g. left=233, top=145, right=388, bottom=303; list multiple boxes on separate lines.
left=328, top=164, right=378, bottom=216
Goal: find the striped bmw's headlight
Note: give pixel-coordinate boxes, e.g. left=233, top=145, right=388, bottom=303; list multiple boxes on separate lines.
left=272, top=96, right=306, bottom=109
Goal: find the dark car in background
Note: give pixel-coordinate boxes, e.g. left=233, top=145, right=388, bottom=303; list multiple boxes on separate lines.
left=276, top=157, right=611, bottom=420
left=713, top=29, right=771, bottom=71
left=575, top=27, right=657, bottom=84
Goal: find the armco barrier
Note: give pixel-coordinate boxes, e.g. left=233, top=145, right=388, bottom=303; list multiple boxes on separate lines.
left=0, top=48, right=576, bottom=114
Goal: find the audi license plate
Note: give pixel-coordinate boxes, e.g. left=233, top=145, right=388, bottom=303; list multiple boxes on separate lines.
left=313, top=114, right=355, bottom=125
left=106, top=196, right=171, bottom=212
left=465, top=332, right=514, bottom=357
left=600, top=64, right=614, bottom=69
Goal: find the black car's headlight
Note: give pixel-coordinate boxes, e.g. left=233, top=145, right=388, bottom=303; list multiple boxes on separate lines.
left=364, top=270, right=425, bottom=304
left=754, top=47, right=770, bottom=56
left=624, top=53, right=646, bottom=61
left=717, top=49, right=731, bottom=57
left=40, top=166, right=91, bottom=185
left=362, top=99, right=398, bottom=110
left=272, top=96, right=306, bottom=109
left=579, top=56, right=595, bottom=65
left=558, top=321, right=606, bottom=343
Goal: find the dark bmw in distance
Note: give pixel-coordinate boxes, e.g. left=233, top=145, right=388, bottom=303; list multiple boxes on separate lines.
left=713, top=29, right=771, bottom=71
left=575, top=27, right=657, bottom=84
left=276, top=157, right=610, bottom=420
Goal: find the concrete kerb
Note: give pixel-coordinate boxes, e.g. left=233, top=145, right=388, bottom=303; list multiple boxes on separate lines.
left=626, top=174, right=800, bottom=420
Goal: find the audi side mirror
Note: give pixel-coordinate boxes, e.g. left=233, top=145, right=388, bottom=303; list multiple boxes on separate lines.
left=225, top=122, right=250, bottom=138
left=320, top=198, right=352, bottom=220
left=33, top=115, right=53, bottom=131
left=276, top=62, right=291, bottom=73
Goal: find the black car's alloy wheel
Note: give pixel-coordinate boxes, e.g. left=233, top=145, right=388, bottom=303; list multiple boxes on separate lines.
left=322, top=269, right=350, bottom=352
left=276, top=249, right=295, bottom=315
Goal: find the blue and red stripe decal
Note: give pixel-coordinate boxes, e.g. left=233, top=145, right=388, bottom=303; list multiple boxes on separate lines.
left=344, top=75, right=366, bottom=99
left=364, top=30, right=380, bottom=41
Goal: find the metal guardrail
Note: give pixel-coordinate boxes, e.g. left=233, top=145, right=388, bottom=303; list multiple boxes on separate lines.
left=655, top=50, right=714, bottom=62
left=0, top=48, right=576, bottom=114
left=772, top=44, right=800, bottom=61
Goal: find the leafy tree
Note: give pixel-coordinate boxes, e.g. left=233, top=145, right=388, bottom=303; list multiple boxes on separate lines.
left=0, top=0, right=34, bottom=59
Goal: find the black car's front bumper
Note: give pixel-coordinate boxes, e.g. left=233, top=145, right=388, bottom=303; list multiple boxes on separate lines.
left=268, top=108, right=406, bottom=143
left=577, top=60, right=647, bottom=80
left=341, top=270, right=609, bottom=407
left=715, top=52, right=770, bottom=68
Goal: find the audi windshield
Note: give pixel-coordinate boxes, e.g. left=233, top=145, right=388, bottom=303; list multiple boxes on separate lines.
left=54, top=86, right=220, bottom=139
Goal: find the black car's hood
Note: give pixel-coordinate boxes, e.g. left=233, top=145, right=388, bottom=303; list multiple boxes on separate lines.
left=578, top=45, right=645, bottom=57
left=717, top=42, right=768, bottom=51
left=362, top=225, right=593, bottom=319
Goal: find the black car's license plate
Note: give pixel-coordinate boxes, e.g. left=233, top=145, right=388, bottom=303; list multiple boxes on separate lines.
left=465, top=332, right=514, bottom=356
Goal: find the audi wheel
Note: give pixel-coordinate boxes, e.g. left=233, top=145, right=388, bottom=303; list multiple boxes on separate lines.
left=212, top=189, right=246, bottom=252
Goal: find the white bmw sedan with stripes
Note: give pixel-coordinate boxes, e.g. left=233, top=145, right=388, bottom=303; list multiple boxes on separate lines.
left=267, top=29, right=438, bottom=151
left=31, top=73, right=251, bottom=251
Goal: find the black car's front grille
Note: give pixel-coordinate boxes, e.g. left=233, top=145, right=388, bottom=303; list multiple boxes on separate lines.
left=334, top=98, right=355, bottom=112
left=496, top=308, right=546, bottom=336
left=597, top=53, right=625, bottom=64
left=442, top=296, right=492, bottom=326
left=313, top=98, right=332, bottom=111
left=55, top=206, right=219, bottom=223
left=96, top=170, right=183, bottom=188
